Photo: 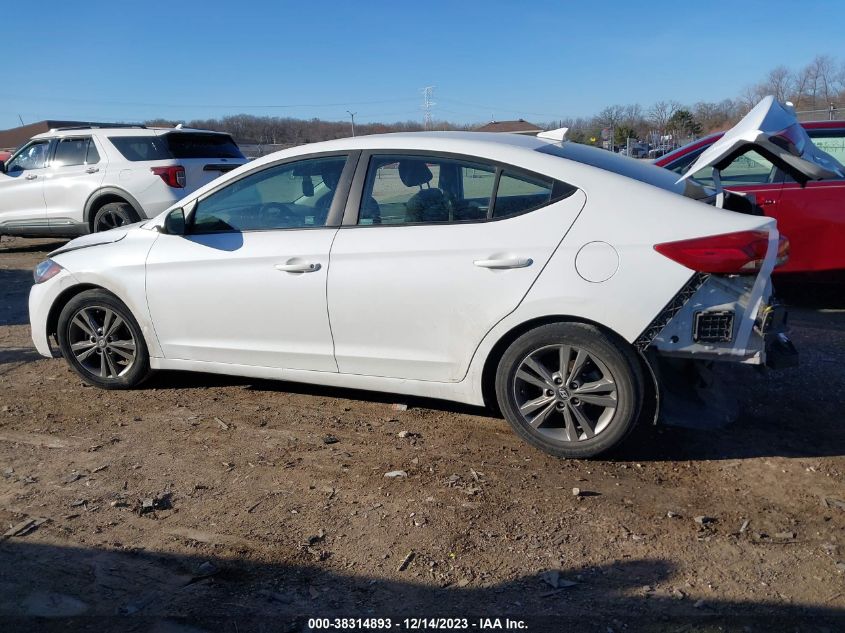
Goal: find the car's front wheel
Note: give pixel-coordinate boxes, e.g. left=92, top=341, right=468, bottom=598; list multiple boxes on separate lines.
left=57, top=289, right=151, bottom=389
left=495, top=322, right=643, bottom=459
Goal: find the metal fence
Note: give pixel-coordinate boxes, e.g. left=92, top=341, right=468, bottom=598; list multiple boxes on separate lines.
left=238, top=143, right=296, bottom=160
left=795, top=104, right=841, bottom=122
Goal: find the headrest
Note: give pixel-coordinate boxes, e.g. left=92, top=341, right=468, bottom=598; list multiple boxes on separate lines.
left=398, top=160, right=433, bottom=187
left=301, top=175, right=314, bottom=197
left=319, top=165, right=342, bottom=191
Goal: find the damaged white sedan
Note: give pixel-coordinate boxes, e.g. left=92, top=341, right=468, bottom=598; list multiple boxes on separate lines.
left=30, top=102, right=818, bottom=457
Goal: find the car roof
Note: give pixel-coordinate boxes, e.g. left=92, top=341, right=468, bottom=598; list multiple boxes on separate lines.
left=30, top=126, right=231, bottom=140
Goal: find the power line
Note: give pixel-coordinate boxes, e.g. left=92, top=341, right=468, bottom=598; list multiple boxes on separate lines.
left=0, top=94, right=418, bottom=110
left=439, top=97, right=564, bottom=120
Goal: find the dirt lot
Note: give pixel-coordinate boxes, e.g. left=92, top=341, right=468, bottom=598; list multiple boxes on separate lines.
left=1, top=236, right=844, bottom=632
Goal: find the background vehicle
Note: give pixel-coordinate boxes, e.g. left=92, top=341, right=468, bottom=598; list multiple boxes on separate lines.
left=29, top=130, right=797, bottom=459
left=657, top=118, right=845, bottom=278
left=0, top=125, right=246, bottom=237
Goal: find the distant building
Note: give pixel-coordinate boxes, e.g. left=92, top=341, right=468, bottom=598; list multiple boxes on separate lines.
left=0, top=120, right=127, bottom=151
left=474, top=119, right=542, bottom=135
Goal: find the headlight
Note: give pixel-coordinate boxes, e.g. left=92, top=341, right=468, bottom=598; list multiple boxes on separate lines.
left=33, top=259, right=63, bottom=284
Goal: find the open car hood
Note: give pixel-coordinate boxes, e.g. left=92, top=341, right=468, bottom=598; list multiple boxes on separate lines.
left=679, top=96, right=845, bottom=186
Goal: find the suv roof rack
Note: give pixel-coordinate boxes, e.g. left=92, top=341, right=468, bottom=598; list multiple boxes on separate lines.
left=49, top=123, right=147, bottom=132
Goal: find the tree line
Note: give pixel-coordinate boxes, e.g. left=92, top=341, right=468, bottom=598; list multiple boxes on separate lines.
left=146, top=55, right=845, bottom=148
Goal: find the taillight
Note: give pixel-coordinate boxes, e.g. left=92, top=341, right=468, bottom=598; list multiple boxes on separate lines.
left=654, top=230, right=773, bottom=274
left=150, top=166, right=186, bottom=188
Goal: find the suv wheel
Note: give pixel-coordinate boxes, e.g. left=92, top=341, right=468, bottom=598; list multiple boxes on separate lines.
left=57, top=289, right=152, bottom=389
left=495, top=322, right=644, bottom=459
left=93, top=202, right=138, bottom=232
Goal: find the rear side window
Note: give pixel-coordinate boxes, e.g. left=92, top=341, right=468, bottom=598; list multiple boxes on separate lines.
left=53, top=137, right=92, bottom=167
left=809, top=130, right=845, bottom=166
left=361, top=155, right=497, bottom=225
left=493, top=171, right=561, bottom=218
left=109, top=136, right=170, bottom=161
left=165, top=133, right=244, bottom=159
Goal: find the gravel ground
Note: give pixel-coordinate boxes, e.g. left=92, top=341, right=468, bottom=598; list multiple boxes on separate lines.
left=1, top=236, right=844, bottom=633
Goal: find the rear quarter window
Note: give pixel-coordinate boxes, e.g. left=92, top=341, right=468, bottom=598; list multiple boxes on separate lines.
left=108, top=136, right=170, bottom=161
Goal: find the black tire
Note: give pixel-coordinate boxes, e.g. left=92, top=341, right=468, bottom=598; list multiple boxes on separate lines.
left=57, top=289, right=152, bottom=389
left=92, top=202, right=139, bottom=232
left=495, top=322, right=644, bottom=459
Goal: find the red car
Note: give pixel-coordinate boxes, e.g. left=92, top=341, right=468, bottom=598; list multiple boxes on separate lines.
left=656, top=118, right=845, bottom=278
left=0, top=151, right=11, bottom=163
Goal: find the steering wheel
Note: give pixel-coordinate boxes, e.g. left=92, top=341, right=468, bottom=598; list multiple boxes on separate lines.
left=259, top=203, right=299, bottom=228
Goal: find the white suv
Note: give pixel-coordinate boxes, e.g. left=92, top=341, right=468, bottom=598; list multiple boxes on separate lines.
left=0, top=125, right=246, bottom=237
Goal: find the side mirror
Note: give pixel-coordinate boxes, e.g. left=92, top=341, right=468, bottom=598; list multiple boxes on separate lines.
left=0, top=161, right=6, bottom=175
left=163, top=207, right=186, bottom=235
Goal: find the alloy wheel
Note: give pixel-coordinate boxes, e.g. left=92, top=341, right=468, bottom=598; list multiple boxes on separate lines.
left=67, top=305, right=137, bottom=379
left=96, top=210, right=129, bottom=231
left=512, top=344, right=618, bottom=442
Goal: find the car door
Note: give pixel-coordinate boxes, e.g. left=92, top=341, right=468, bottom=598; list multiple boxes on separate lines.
left=327, top=152, right=585, bottom=382
left=145, top=153, right=355, bottom=370
left=0, top=139, right=52, bottom=232
left=42, top=136, right=107, bottom=231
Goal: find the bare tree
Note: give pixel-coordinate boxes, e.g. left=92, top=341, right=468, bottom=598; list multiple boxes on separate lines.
left=647, top=101, right=680, bottom=138
left=763, top=66, right=794, bottom=103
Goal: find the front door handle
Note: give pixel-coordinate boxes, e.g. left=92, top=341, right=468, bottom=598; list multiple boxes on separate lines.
left=274, top=261, right=321, bottom=273
left=25, top=174, right=37, bottom=180
left=474, top=257, right=533, bottom=269
left=85, top=167, right=100, bottom=174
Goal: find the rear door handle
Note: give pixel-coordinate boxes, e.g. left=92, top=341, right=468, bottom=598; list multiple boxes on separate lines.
left=474, top=257, right=533, bottom=269
left=85, top=167, right=100, bottom=174
left=274, top=261, right=321, bottom=273
left=25, top=174, right=37, bottom=180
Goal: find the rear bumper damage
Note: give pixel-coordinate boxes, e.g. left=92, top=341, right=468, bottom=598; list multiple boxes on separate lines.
left=638, top=273, right=797, bottom=428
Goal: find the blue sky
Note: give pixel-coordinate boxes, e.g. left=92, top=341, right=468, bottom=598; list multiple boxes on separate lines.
left=1, top=0, right=841, bottom=130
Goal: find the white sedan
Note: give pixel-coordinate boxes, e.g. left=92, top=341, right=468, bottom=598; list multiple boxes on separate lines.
left=29, top=124, right=800, bottom=458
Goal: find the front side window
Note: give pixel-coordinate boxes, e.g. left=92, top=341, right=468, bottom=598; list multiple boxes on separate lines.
left=361, top=155, right=497, bottom=225
left=7, top=140, right=50, bottom=172
left=190, top=156, right=347, bottom=233
left=52, top=137, right=91, bottom=167
left=690, top=149, right=778, bottom=187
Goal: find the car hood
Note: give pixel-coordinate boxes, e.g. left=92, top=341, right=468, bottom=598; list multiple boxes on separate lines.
left=679, top=96, right=845, bottom=185
left=49, top=223, right=145, bottom=256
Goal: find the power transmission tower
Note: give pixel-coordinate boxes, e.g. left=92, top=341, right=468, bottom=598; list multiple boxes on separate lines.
left=421, top=86, right=436, bottom=130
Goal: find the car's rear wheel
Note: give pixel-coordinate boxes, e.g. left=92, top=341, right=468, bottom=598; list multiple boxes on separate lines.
left=93, top=202, right=138, bottom=232
left=495, top=322, right=643, bottom=459
left=57, top=289, right=151, bottom=389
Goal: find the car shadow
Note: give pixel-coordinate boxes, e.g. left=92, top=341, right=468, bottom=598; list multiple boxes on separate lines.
left=0, top=268, right=35, bottom=326
left=0, top=347, right=42, bottom=366
left=0, top=541, right=841, bottom=632
left=143, top=355, right=845, bottom=462
left=0, top=239, right=67, bottom=254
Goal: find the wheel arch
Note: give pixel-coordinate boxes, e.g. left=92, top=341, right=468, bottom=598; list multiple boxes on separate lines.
left=479, top=315, right=657, bottom=417
left=46, top=284, right=105, bottom=343
left=83, top=188, right=146, bottom=231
